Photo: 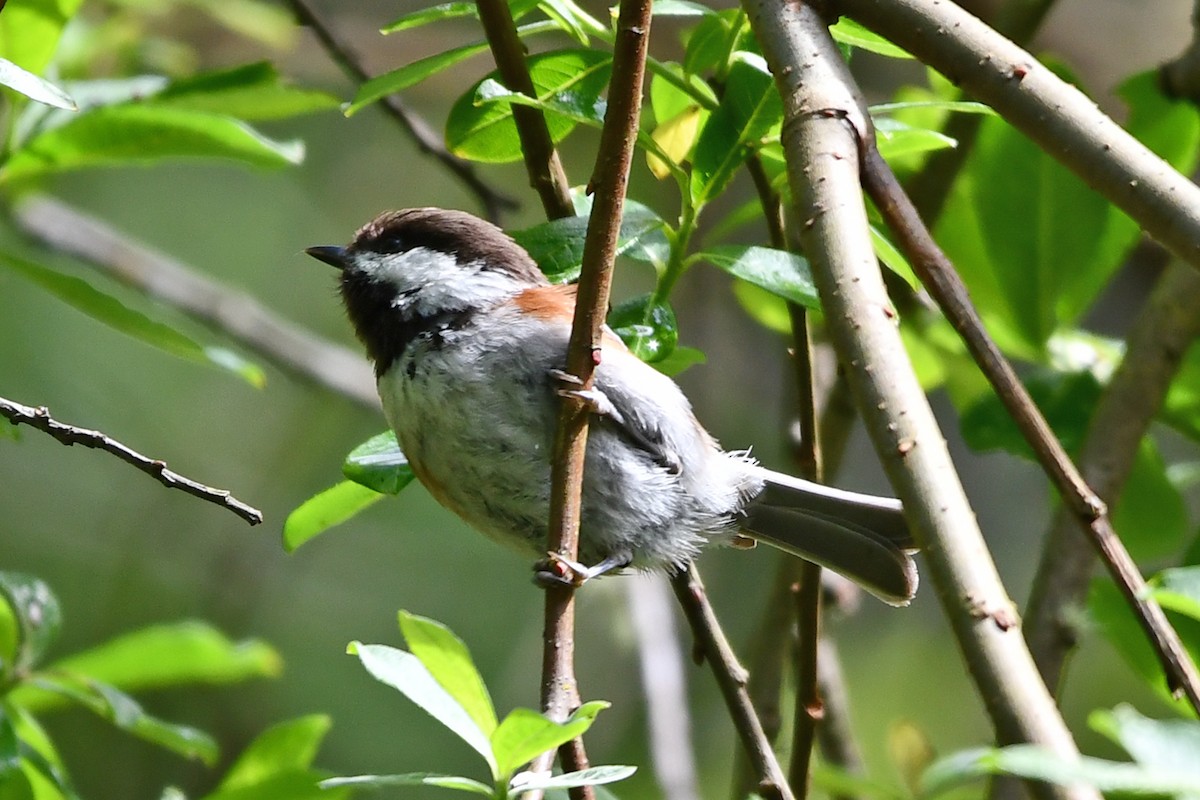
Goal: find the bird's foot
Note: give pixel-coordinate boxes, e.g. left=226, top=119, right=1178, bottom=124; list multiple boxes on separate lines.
left=533, top=551, right=632, bottom=588
left=548, top=369, right=623, bottom=422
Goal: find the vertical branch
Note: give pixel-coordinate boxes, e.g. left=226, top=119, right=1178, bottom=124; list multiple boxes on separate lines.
left=539, top=0, right=653, bottom=793
left=742, top=3, right=1097, bottom=799
left=475, top=0, right=575, bottom=218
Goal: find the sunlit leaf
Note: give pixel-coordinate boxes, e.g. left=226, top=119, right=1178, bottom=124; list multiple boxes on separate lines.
left=609, top=295, right=678, bottom=363
left=382, top=3, right=479, bottom=33
left=321, top=773, right=491, bottom=795
left=347, top=42, right=491, bottom=116
left=695, top=245, right=818, bottom=308
left=510, top=765, right=636, bottom=792
left=1145, top=567, right=1200, bottom=622
left=491, top=702, right=608, bottom=779
left=216, top=715, right=332, bottom=792
left=828, top=18, right=911, bottom=59
left=0, top=0, right=86, bottom=76
left=0, top=57, right=75, bottom=110
left=511, top=204, right=670, bottom=283
left=283, top=481, right=384, bottom=552
left=873, top=117, right=956, bottom=161
left=1091, top=704, right=1200, bottom=775
left=341, top=432, right=414, bottom=496
left=397, top=612, right=497, bottom=739
left=347, top=643, right=496, bottom=774
left=151, top=62, right=339, bottom=121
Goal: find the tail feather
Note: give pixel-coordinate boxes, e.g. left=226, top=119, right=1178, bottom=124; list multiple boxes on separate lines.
left=742, top=468, right=918, bottom=605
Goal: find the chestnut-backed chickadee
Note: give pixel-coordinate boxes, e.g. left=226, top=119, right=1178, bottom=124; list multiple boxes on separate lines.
left=307, top=208, right=918, bottom=604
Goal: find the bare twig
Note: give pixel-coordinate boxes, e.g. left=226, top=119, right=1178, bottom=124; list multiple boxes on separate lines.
left=839, top=0, right=1200, bottom=273
left=285, top=0, right=517, bottom=223
left=536, top=0, right=653, bottom=794
left=1025, top=260, right=1200, bottom=692
left=743, top=2, right=1095, bottom=798
left=474, top=0, right=575, bottom=218
left=1, top=396, right=263, bottom=525
left=12, top=195, right=379, bottom=410
left=859, top=144, right=1200, bottom=713
left=672, top=566, right=795, bottom=800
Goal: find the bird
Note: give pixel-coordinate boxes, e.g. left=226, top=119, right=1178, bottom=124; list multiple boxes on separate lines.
left=307, top=207, right=918, bottom=605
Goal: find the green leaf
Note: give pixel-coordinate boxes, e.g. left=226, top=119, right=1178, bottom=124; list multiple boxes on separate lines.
left=811, top=763, right=908, bottom=800
left=341, top=432, right=414, bottom=496
left=32, top=677, right=217, bottom=764
left=1091, top=704, right=1200, bottom=774
left=733, top=279, right=790, bottom=334
left=869, top=100, right=994, bottom=116
left=346, top=41, right=492, bottom=116
left=348, top=643, right=496, bottom=774
left=203, top=770, right=348, bottom=800
left=652, top=345, right=706, bottom=377
left=0, top=57, right=75, bottom=110
left=1164, top=339, right=1200, bottom=444
left=1110, top=438, right=1188, bottom=561
left=216, top=715, right=332, bottom=792
left=397, top=612, right=497, bottom=738
left=690, top=56, right=780, bottom=205
left=608, top=295, right=678, bottom=363
left=695, top=245, right=819, bottom=308
left=491, top=702, right=609, bottom=780
left=320, top=773, right=492, bottom=795
left=921, top=744, right=1200, bottom=797
left=185, top=0, right=297, bottom=49
left=10, top=621, right=280, bottom=712
left=4, top=705, right=70, bottom=799
left=445, top=49, right=611, bottom=163
left=382, top=3, right=479, bottom=33
left=934, top=67, right=1200, bottom=353
left=0, top=0, right=86, bottom=76
left=828, top=18, right=912, bottom=59
left=0, top=251, right=262, bottom=386
left=959, top=368, right=1100, bottom=456
left=1146, top=567, right=1200, bottom=622
left=683, top=10, right=752, bottom=77
left=872, top=117, right=956, bottom=161
left=509, top=765, right=636, bottom=794
left=650, top=0, right=712, bottom=16
left=1, top=105, right=303, bottom=184
left=0, top=573, right=61, bottom=678
left=870, top=224, right=920, bottom=290
left=282, top=481, right=384, bottom=552
left=511, top=204, right=670, bottom=284
left=150, top=62, right=339, bottom=121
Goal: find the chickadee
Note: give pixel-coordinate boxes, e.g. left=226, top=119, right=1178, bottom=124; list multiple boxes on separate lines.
left=307, top=208, right=918, bottom=605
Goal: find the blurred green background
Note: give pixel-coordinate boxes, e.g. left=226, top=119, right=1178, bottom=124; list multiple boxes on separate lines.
left=1, top=0, right=1191, bottom=797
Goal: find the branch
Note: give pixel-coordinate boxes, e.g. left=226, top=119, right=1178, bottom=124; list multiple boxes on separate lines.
left=742, top=2, right=1096, bottom=798
left=1025, top=260, right=1200, bottom=690
left=860, top=144, right=1200, bottom=712
left=537, top=0, right=653, bottom=793
left=671, top=566, right=795, bottom=800
left=284, top=0, right=518, bottom=223
left=12, top=195, right=379, bottom=410
left=839, top=0, right=1200, bottom=274
left=475, top=0, right=575, bottom=218
left=1, top=396, right=263, bottom=525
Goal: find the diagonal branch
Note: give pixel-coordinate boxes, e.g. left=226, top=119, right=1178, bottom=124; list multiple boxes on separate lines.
left=12, top=195, right=379, bottom=410
left=839, top=0, right=1200, bottom=274
left=859, top=144, right=1200, bottom=713
left=1, top=396, right=263, bottom=526
left=1024, top=260, right=1200, bottom=692
left=285, top=0, right=518, bottom=223
left=742, top=2, right=1096, bottom=798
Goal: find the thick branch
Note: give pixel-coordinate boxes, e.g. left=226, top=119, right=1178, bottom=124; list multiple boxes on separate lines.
left=475, top=0, right=575, bottom=218
left=861, top=145, right=1200, bottom=712
left=1025, top=261, right=1200, bottom=691
left=839, top=0, right=1200, bottom=272
left=285, top=0, right=517, bottom=222
left=1, top=396, right=262, bottom=525
left=742, top=2, right=1095, bottom=798
left=12, top=195, right=379, bottom=410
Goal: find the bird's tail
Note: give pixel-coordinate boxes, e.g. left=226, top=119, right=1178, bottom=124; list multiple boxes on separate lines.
left=741, top=468, right=918, bottom=606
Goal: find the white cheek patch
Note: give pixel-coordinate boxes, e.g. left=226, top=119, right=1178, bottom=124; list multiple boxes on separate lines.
left=355, top=247, right=526, bottom=313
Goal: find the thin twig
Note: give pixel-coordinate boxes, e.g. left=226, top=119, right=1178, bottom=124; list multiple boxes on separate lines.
left=1025, top=260, right=1200, bottom=692
left=536, top=0, right=654, bottom=794
left=12, top=195, right=379, bottom=410
left=838, top=0, right=1200, bottom=275
left=671, top=566, right=795, bottom=800
left=474, top=0, right=575, bottom=219
left=859, top=144, right=1200, bottom=713
left=743, top=2, right=1095, bottom=797
left=1, top=396, right=263, bottom=525
left=285, top=0, right=517, bottom=223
